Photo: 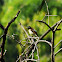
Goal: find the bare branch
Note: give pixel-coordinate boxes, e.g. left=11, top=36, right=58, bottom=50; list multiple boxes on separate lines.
left=0, top=35, right=3, bottom=39
left=32, top=49, right=34, bottom=59
left=51, top=31, right=55, bottom=62
left=46, top=15, right=57, bottom=16
left=38, top=0, right=45, bottom=11
left=36, top=46, right=40, bottom=62
left=28, top=37, right=39, bottom=39
left=16, top=40, right=25, bottom=48
left=19, top=23, right=32, bottom=43
left=45, top=0, right=49, bottom=24
left=0, top=10, right=20, bottom=61
left=39, top=19, right=62, bottom=39
left=54, top=19, right=62, bottom=31
left=56, top=28, right=61, bottom=31
left=36, top=20, right=53, bottom=31
left=55, top=48, right=62, bottom=56
left=16, top=55, right=22, bottom=62
left=41, top=14, right=46, bottom=21
left=54, top=40, right=62, bottom=48
left=22, top=59, right=37, bottom=62
left=16, top=44, right=35, bottom=62
left=6, top=10, right=20, bottom=30
left=19, top=23, right=29, bottom=37
left=0, top=24, right=5, bottom=30
left=3, top=50, right=7, bottom=56
left=36, top=40, right=52, bottom=47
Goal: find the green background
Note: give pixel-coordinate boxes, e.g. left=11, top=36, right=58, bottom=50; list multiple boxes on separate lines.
left=0, top=0, right=62, bottom=62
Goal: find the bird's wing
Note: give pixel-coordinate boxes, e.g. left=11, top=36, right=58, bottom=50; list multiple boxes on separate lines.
left=31, top=29, right=38, bottom=36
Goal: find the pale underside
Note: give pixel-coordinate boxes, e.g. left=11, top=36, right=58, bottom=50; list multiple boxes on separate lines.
left=28, top=29, right=33, bottom=35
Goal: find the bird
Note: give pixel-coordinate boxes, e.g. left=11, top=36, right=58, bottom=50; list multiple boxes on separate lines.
left=27, top=26, right=38, bottom=36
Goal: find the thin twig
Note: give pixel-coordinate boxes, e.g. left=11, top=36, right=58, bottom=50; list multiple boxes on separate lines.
left=0, top=35, right=3, bottom=39
left=55, top=48, right=62, bottom=56
left=16, top=44, right=35, bottom=62
left=39, top=19, right=62, bottom=39
left=46, top=15, right=57, bottom=16
left=54, top=20, right=62, bottom=31
left=38, top=0, right=45, bottom=11
left=36, top=40, right=52, bottom=46
left=56, top=28, right=61, bottom=31
left=0, top=10, right=20, bottom=61
left=41, top=14, right=47, bottom=21
left=54, top=40, right=62, bottom=48
left=15, top=40, right=24, bottom=47
left=32, top=49, right=34, bottom=59
left=19, top=23, right=29, bottom=37
left=22, top=59, right=37, bottom=62
left=28, top=37, right=39, bottom=39
left=36, top=46, right=40, bottom=62
left=19, top=23, right=31, bottom=43
left=16, top=55, right=21, bottom=62
left=45, top=0, right=49, bottom=25
left=36, top=20, right=53, bottom=31
left=6, top=10, right=20, bottom=30
left=3, top=50, right=7, bottom=56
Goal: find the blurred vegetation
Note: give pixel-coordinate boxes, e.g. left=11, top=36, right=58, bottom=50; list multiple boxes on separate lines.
left=0, top=0, right=62, bottom=62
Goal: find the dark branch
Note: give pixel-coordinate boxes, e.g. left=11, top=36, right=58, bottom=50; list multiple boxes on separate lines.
left=56, top=29, right=61, bottom=31
left=0, top=24, right=4, bottom=30
left=6, top=10, right=20, bottom=30
left=0, top=10, right=20, bottom=61
left=36, top=20, right=53, bottom=31
left=54, top=19, right=62, bottom=31
left=38, top=0, right=45, bottom=11
left=39, top=19, right=62, bottom=39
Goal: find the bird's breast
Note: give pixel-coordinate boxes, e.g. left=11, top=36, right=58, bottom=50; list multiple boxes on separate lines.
left=28, top=29, right=33, bottom=34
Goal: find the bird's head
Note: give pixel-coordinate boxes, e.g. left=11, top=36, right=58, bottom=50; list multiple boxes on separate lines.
left=27, top=26, right=32, bottom=29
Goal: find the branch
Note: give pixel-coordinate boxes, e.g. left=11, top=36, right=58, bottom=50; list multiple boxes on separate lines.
left=54, top=19, right=62, bottom=31
left=15, top=40, right=25, bottom=47
left=51, top=31, right=55, bottom=62
left=0, top=35, right=3, bottom=39
left=38, top=0, right=45, bottom=11
left=36, top=20, right=53, bottom=31
left=36, top=40, right=52, bottom=47
left=54, top=40, right=62, bottom=48
left=6, top=10, right=20, bottom=30
left=19, top=23, right=32, bottom=43
left=22, top=59, right=37, bottom=62
left=46, top=15, right=57, bottom=16
left=28, top=37, right=39, bottom=39
left=3, top=50, right=7, bottom=56
left=19, top=23, right=29, bottom=37
left=41, top=14, right=47, bottom=21
left=44, top=0, right=49, bottom=24
left=56, top=28, right=61, bottom=31
left=55, top=48, right=62, bottom=56
left=0, top=24, right=4, bottom=30
left=16, top=44, right=35, bottom=62
left=36, top=46, right=40, bottom=62
left=39, top=19, right=62, bottom=39
left=0, top=10, right=20, bottom=61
